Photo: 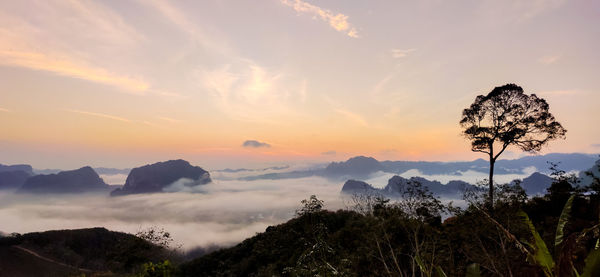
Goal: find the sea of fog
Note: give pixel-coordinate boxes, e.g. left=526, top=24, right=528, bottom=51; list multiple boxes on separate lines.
left=0, top=168, right=539, bottom=251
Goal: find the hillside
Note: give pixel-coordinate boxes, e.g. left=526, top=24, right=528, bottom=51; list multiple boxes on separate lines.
left=0, top=228, right=170, bottom=276
left=179, top=170, right=600, bottom=276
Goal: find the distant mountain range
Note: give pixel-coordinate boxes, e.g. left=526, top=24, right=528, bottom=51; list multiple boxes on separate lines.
left=34, top=167, right=130, bottom=175
left=240, top=153, right=599, bottom=181
left=341, top=171, right=555, bottom=199
left=17, top=166, right=110, bottom=194
left=0, top=164, right=34, bottom=175
left=341, top=176, right=474, bottom=199
left=1, top=160, right=210, bottom=195
left=0, top=153, right=596, bottom=195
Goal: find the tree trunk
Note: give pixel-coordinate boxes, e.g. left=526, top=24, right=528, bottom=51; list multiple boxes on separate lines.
left=488, top=158, right=495, bottom=210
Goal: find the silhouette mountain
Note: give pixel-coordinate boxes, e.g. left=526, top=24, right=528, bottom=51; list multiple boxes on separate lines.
left=579, top=159, right=600, bottom=187
left=383, top=176, right=473, bottom=198
left=0, top=163, right=33, bottom=175
left=324, top=156, right=383, bottom=179
left=0, top=170, right=31, bottom=189
left=18, top=167, right=108, bottom=194
left=341, top=172, right=558, bottom=199
left=517, top=172, right=554, bottom=196
left=340, top=180, right=378, bottom=194
left=110, top=159, right=211, bottom=196
left=240, top=153, right=598, bottom=181
left=341, top=175, right=474, bottom=198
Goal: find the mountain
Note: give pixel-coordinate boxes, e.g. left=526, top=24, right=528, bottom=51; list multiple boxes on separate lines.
left=383, top=176, right=473, bottom=198
left=18, top=167, right=108, bottom=194
left=380, top=159, right=489, bottom=175
left=341, top=175, right=474, bottom=199
left=35, top=167, right=131, bottom=175
left=518, top=172, right=554, bottom=196
left=0, top=164, right=33, bottom=175
left=340, top=180, right=379, bottom=194
left=238, top=153, right=598, bottom=181
left=0, top=170, right=31, bottom=190
left=381, top=153, right=598, bottom=175
left=341, top=171, right=559, bottom=200
left=324, top=156, right=384, bottom=179
left=579, top=159, right=600, bottom=187
left=110, top=159, right=211, bottom=196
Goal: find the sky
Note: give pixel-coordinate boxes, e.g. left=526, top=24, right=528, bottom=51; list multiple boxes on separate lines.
left=0, top=0, right=599, bottom=169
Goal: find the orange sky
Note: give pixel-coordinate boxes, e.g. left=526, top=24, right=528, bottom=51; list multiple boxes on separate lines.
left=0, top=0, right=599, bottom=169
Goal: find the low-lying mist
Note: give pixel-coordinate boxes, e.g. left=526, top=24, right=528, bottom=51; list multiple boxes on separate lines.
left=0, top=168, right=538, bottom=251
left=0, top=176, right=346, bottom=250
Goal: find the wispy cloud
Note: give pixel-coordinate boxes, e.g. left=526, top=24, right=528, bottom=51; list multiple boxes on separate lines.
left=321, top=150, right=336, bottom=155
left=517, top=0, right=567, bottom=19
left=592, top=144, right=600, bottom=148
left=334, top=108, right=368, bottom=126
left=281, top=0, right=359, bottom=38
left=538, top=55, right=560, bottom=65
left=242, top=140, right=271, bottom=148
left=0, top=107, right=9, bottom=112
left=65, top=109, right=131, bottom=123
left=0, top=1, right=149, bottom=94
left=156, top=116, right=182, bottom=123
left=137, top=0, right=230, bottom=55
left=137, top=0, right=306, bottom=122
left=391, top=48, right=416, bottom=58
left=0, top=50, right=149, bottom=94
left=197, top=61, right=305, bottom=122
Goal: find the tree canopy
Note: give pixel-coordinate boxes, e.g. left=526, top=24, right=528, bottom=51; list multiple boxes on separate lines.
left=460, top=84, right=566, bottom=206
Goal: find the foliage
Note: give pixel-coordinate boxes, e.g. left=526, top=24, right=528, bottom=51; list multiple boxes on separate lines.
left=518, top=210, right=555, bottom=276
left=138, top=260, right=176, bottom=277
left=0, top=227, right=171, bottom=274
left=136, top=227, right=179, bottom=250
left=460, top=83, right=566, bottom=206
left=296, top=195, right=325, bottom=216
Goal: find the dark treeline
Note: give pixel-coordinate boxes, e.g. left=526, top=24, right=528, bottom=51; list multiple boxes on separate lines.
left=176, top=164, right=600, bottom=277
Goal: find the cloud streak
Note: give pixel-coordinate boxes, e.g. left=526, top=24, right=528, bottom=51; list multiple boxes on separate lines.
left=335, top=108, right=368, bottom=126
left=281, top=0, right=359, bottom=38
left=538, top=55, right=560, bottom=65
left=0, top=50, right=149, bottom=93
left=156, top=116, right=182, bottom=123
left=66, top=109, right=131, bottom=123
left=391, top=48, right=416, bottom=58
left=0, top=1, right=149, bottom=94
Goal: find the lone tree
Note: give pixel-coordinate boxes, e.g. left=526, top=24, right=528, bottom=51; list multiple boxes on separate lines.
left=460, top=84, right=566, bottom=207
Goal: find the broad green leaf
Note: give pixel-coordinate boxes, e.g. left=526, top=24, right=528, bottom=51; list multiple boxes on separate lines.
left=435, top=266, right=448, bottom=277
left=555, top=194, right=575, bottom=252
left=465, top=263, right=481, bottom=277
left=581, top=248, right=600, bottom=277
left=573, top=264, right=580, bottom=277
left=519, top=210, right=555, bottom=276
left=415, top=255, right=428, bottom=276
